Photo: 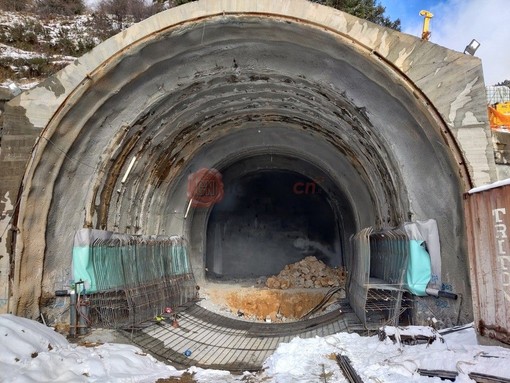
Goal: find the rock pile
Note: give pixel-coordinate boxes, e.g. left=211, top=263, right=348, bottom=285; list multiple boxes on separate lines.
left=265, top=256, right=347, bottom=289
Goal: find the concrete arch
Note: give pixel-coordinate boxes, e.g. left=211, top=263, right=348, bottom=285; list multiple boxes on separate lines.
left=0, top=0, right=495, bottom=323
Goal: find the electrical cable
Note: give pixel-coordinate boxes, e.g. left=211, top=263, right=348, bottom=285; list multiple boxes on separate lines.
left=40, top=135, right=101, bottom=172
left=300, top=286, right=344, bottom=320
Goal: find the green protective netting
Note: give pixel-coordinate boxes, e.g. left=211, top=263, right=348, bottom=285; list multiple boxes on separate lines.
left=72, top=230, right=190, bottom=293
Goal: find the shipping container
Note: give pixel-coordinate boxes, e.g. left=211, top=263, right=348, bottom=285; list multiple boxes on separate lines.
left=465, top=179, right=510, bottom=345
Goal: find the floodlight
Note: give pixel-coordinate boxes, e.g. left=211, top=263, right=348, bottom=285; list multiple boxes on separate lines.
left=464, top=39, right=480, bottom=56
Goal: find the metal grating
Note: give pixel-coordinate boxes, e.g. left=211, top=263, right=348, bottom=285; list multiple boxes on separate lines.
left=126, top=300, right=362, bottom=371
left=88, top=274, right=197, bottom=329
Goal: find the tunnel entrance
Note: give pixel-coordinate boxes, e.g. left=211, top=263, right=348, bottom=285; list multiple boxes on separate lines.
left=205, top=169, right=342, bottom=280
left=2, top=0, right=485, bottom=330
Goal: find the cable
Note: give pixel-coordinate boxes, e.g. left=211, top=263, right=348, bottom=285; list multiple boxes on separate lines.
left=300, top=286, right=344, bottom=320
left=40, top=135, right=104, bottom=173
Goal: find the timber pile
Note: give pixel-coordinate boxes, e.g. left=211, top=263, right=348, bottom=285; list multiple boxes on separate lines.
left=266, top=256, right=347, bottom=289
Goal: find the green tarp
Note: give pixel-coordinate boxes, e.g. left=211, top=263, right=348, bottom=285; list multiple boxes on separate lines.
left=406, top=239, right=432, bottom=296
left=72, top=229, right=189, bottom=293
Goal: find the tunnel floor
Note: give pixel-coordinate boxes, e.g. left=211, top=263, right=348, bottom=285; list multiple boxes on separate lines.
left=125, top=300, right=365, bottom=371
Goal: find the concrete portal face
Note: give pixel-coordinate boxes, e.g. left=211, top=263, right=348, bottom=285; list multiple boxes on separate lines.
left=0, top=0, right=495, bottom=324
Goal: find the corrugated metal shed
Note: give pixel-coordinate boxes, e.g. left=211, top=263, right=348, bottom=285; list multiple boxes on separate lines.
left=465, top=180, right=510, bottom=345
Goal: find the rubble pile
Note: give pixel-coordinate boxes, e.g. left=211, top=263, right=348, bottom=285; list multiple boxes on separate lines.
left=265, top=256, right=347, bottom=289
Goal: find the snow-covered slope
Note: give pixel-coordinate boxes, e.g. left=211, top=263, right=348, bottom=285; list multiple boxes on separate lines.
left=0, top=10, right=118, bottom=90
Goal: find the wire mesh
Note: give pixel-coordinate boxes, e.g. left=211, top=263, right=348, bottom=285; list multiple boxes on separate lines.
left=85, top=235, right=197, bottom=329
left=349, top=228, right=410, bottom=328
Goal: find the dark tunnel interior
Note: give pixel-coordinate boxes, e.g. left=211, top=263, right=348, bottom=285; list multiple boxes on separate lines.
left=205, top=165, right=344, bottom=280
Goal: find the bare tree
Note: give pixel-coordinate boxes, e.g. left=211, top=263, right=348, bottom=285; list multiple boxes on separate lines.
left=97, top=0, right=162, bottom=28
left=0, top=0, right=31, bottom=11
left=35, top=0, right=86, bottom=16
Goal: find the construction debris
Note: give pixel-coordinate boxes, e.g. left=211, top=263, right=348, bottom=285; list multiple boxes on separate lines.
left=336, top=354, right=364, bottom=383
left=265, top=256, right=347, bottom=289
left=379, top=325, right=442, bottom=345
left=469, top=372, right=510, bottom=383
left=418, top=369, right=458, bottom=381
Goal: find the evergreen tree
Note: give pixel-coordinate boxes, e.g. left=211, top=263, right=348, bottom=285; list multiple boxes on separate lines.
left=312, top=0, right=400, bottom=30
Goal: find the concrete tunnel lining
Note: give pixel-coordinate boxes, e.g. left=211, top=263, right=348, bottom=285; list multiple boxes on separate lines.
left=3, top=0, right=493, bottom=326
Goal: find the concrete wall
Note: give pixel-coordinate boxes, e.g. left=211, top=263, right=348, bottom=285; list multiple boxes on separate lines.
left=0, top=0, right=496, bottom=327
left=0, top=87, right=30, bottom=313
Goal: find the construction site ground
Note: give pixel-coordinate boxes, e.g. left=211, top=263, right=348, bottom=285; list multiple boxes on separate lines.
left=77, top=281, right=359, bottom=372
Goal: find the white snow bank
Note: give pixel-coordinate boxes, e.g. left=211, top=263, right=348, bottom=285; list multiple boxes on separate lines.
left=263, top=326, right=510, bottom=383
left=2, top=314, right=510, bottom=383
left=0, top=314, right=179, bottom=383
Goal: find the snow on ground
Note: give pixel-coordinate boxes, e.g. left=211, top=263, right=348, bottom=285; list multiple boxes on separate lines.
left=0, top=43, right=43, bottom=60
left=0, top=314, right=181, bottom=383
left=0, top=11, right=99, bottom=44
left=1, top=314, right=510, bottom=382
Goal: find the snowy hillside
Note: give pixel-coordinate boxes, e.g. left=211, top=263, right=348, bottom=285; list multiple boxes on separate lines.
left=0, top=10, right=120, bottom=90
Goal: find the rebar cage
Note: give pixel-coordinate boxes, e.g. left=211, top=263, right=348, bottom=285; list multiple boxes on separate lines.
left=73, top=231, right=197, bottom=329
left=349, top=227, right=411, bottom=329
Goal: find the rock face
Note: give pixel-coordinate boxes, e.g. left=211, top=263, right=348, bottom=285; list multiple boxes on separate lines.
left=266, top=256, right=347, bottom=289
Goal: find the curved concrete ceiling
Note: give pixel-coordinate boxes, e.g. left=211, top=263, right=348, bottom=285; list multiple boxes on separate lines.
left=1, top=0, right=495, bottom=320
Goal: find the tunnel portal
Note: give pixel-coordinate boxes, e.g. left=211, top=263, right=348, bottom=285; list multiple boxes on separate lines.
left=0, top=0, right=495, bottom=327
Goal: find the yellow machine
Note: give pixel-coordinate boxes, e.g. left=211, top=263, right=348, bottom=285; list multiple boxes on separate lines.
left=489, top=102, right=510, bottom=129
left=419, top=10, right=433, bottom=41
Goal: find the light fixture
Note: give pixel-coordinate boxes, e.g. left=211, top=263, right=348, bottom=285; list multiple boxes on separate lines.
left=464, top=39, right=480, bottom=56
left=121, top=156, right=137, bottom=184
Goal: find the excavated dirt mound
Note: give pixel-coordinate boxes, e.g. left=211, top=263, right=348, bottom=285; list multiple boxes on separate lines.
left=199, top=257, right=347, bottom=322
left=266, top=256, right=347, bottom=289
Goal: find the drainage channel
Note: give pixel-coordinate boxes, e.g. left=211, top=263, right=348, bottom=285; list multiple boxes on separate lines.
left=125, top=300, right=364, bottom=372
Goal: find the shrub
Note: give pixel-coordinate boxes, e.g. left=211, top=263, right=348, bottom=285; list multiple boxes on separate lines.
left=35, top=0, right=85, bottom=16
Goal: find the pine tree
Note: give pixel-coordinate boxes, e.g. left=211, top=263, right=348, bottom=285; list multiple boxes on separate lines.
left=308, top=0, right=400, bottom=30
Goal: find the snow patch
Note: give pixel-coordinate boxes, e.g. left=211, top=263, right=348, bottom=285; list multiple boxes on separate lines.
left=468, top=178, right=510, bottom=194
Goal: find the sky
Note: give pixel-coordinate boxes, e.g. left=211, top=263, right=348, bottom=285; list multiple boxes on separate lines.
left=379, top=0, right=509, bottom=85
left=2, top=313, right=510, bottom=382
